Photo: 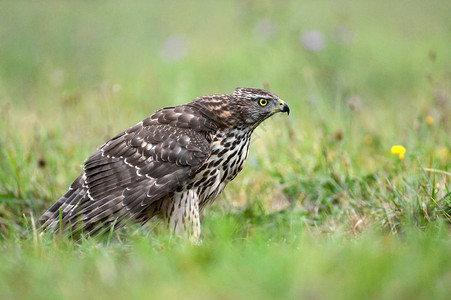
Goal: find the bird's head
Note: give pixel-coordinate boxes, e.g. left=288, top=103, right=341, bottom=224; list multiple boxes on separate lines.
left=189, top=87, right=289, bottom=130
left=232, top=87, right=289, bottom=127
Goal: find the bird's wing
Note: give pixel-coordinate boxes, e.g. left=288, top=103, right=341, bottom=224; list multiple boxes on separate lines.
left=42, top=105, right=217, bottom=232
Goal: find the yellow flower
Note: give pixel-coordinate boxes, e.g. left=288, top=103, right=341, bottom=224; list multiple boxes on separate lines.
left=426, top=115, right=434, bottom=126
left=391, top=145, right=406, bottom=160
left=436, top=147, right=449, bottom=161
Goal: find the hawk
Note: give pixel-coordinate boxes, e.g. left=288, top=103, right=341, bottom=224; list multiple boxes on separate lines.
left=40, top=87, right=290, bottom=240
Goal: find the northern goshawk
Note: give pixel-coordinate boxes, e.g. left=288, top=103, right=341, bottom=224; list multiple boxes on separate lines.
left=40, top=87, right=290, bottom=240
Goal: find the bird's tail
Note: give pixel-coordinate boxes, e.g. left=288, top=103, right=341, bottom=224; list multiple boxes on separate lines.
left=39, top=174, right=87, bottom=232
left=39, top=173, right=137, bottom=238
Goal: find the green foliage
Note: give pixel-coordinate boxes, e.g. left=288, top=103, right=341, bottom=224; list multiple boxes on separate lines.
left=1, top=222, right=450, bottom=299
left=0, top=0, right=450, bottom=298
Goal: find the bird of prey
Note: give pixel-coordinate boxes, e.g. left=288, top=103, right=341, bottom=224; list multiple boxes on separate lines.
left=40, top=87, right=290, bottom=240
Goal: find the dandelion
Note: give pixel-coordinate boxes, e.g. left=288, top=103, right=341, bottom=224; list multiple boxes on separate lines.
left=391, top=145, right=406, bottom=160
left=300, top=30, right=325, bottom=52
left=435, top=147, right=449, bottom=162
left=426, top=115, right=434, bottom=126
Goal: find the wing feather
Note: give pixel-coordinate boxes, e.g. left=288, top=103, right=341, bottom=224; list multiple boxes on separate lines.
left=40, top=105, right=217, bottom=234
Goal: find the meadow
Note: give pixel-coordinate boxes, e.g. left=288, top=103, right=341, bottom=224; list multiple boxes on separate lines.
left=0, top=1, right=450, bottom=299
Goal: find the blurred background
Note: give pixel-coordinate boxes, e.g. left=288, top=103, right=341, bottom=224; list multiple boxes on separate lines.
left=0, top=1, right=450, bottom=298
left=0, top=0, right=450, bottom=230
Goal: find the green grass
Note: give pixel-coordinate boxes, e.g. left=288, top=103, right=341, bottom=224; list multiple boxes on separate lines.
left=0, top=0, right=450, bottom=299
left=1, top=222, right=450, bottom=299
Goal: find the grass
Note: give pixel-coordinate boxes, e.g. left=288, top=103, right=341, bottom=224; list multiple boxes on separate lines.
left=0, top=0, right=450, bottom=299
left=1, top=222, right=450, bottom=299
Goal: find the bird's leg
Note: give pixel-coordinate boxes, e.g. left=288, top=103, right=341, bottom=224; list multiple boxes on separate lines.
left=167, top=190, right=201, bottom=243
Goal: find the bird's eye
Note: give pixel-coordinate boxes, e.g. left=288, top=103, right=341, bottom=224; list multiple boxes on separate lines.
left=258, top=99, right=268, bottom=107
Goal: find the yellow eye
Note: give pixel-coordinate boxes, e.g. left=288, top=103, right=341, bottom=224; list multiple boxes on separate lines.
left=259, top=99, right=268, bottom=106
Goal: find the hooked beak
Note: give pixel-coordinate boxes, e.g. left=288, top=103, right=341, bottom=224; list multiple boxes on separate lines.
left=279, top=100, right=290, bottom=115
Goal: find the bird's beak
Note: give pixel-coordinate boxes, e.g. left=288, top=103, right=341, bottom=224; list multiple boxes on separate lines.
left=279, top=100, right=290, bottom=115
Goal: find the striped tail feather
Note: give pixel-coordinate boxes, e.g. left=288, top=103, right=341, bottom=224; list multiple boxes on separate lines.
left=39, top=174, right=88, bottom=232
left=39, top=172, right=144, bottom=237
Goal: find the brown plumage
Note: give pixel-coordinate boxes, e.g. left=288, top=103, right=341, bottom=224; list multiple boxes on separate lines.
left=40, top=87, right=290, bottom=240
